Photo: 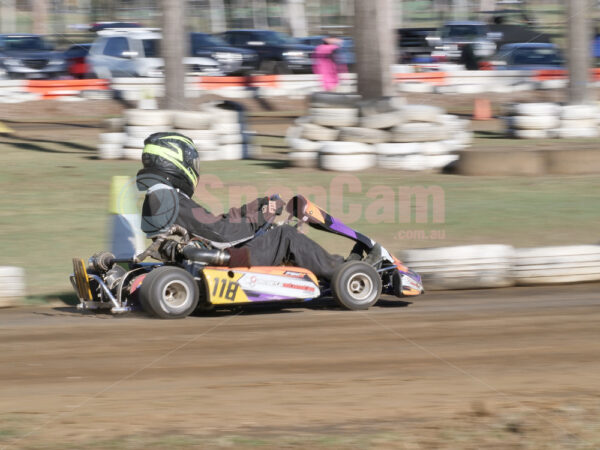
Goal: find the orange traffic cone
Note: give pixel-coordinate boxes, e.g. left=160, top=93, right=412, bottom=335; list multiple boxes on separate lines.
left=473, top=97, right=492, bottom=120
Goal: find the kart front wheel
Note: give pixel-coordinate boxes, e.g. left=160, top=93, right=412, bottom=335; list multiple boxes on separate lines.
left=139, top=266, right=199, bottom=319
left=332, top=262, right=382, bottom=310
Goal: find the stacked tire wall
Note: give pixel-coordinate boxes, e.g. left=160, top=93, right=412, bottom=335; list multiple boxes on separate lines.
left=286, top=92, right=472, bottom=171
left=400, top=244, right=600, bottom=290
left=97, top=102, right=257, bottom=161
left=504, top=102, right=600, bottom=139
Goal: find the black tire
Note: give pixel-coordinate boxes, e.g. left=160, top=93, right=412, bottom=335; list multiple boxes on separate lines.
left=331, top=261, right=382, bottom=310
left=139, top=266, right=199, bottom=319
left=258, top=59, right=277, bottom=74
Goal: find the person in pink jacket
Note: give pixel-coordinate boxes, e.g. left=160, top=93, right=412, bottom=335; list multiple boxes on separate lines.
left=313, top=37, right=347, bottom=91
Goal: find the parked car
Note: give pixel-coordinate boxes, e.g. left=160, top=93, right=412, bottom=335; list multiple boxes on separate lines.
left=220, top=29, right=314, bottom=74
left=396, top=28, right=436, bottom=63
left=64, top=43, right=92, bottom=78
left=87, top=29, right=220, bottom=78
left=190, top=32, right=258, bottom=75
left=489, top=43, right=564, bottom=70
left=430, top=21, right=498, bottom=61
left=89, top=22, right=141, bottom=32
left=0, top=34, right=67, bottom=79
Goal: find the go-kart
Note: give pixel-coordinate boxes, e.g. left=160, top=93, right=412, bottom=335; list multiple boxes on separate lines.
left=70, top=195, right=424, bottom=319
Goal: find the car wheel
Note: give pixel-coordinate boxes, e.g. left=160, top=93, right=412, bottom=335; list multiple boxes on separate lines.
left=331, top=261, right=382, bottom=310
left=258, top=59, right=277, bottom=74
left=139, top=266, right=199, bottom=319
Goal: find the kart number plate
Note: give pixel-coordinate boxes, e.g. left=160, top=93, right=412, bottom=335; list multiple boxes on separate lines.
left=72, top=258, right=93, bottom=302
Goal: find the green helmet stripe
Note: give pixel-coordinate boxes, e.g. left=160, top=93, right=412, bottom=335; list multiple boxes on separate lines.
left=162, top=135, right=195, bottom=147
left=143, top=143, right=198, bottom=186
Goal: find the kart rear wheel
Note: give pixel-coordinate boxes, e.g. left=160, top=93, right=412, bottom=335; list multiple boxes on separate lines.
left=139, top=266, right=199, bottom=319
left=332, top=262, right=382, bottom=310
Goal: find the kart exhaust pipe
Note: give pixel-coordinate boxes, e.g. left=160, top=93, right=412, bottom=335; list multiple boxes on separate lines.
left=182, top=246, right=230, bottom=266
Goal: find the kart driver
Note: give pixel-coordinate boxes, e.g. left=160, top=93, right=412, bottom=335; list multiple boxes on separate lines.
left=137, top=132, right=381, bottom=280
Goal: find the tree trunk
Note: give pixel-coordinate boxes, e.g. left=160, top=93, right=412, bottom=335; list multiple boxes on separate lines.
left=568, top=0, right=591, bottom=104
left=1, top=0, right=16, bottom=33
left=209, top=0, right=226, bottom=33
left=252, top=0, right=269, bottom=29
left=162, top=0, right=186, bottom=110
left=354, top=0, right=395, bottom=99
left=32, top=0, right=48, bottom=34
left=287, top=0, right=308, bottom=38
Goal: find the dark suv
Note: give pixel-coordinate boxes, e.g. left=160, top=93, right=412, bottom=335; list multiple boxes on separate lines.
left=0, top=34, right=67, bottom=79
left=190, top=32, right=259, bottom=75
left=220, top=29, right=314, bottom=74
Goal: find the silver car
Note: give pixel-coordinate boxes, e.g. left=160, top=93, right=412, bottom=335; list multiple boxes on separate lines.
left=87, top=30, right=221, bottom=78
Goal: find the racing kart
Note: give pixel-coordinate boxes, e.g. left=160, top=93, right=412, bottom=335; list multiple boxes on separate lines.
left=70, top=195, right=424, bottom=319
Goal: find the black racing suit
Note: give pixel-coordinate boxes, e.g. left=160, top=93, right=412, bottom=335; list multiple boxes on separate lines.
left=141, top=184, right=345, bottom=280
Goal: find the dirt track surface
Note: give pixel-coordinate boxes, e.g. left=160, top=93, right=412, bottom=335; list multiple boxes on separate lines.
left=1, top=285, right=600, bottom=449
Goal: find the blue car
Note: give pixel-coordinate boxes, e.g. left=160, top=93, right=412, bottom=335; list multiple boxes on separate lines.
left=492, top=42, right=564, bottom=70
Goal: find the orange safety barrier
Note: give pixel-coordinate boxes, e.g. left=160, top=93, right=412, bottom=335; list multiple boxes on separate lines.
left=592, top=68, right=600, bottom=81
left=393, top=72, right=447, bottom=85
left=197, top=75, right=279, bottom=89
left=533, top=69, right=567, bottom=81
left=25, top=79, right=109, bottom=98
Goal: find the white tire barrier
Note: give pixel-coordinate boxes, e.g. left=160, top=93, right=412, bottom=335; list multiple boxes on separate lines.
left=509, top=129, right=553, bottom=139
left=514, top=245, right=600, bottom=285
left=300, top=123, right=340, bottom=141
left=219, top=133, right=244, bottom=145
left=393, top=122, right=449, bottom=142
left=220, top=144, right=243, bottom=160
left=288, top=138, right=323, bottom=152
left=377, top=154, right=427, bottom=171
left=424, top=154, right=459, bottom=169
left=288, top=151, right=319, bottom=168
left=201, top=104, right=239, bottom=123
left=360, top=111, right=403, bottom=129
left=125, top=125, right=171, bottom=138
left=555, top=128, right=599, bottom=139
left=125, top=136, right=146, bottom=149
left=400, top=105, right=444, bottom=123
left=122, top=147, right=143, bottom=161
left=193, top=139, right=218, bottom=151
left=213, top=122, right=242, bottom=134
left=560, top=118, right=598, bottom=129
left=99, top=132, right=127, bottom=145
left=339, top=127, right=391, bottom=144
left=98, top=144, right=124, bottom=160
left=400, top=245, right=515, bottom=290
left=560, top=104, right=598, bottom=120
left=0, top=266, right=26, bottom=306
left=420, top=141, right=450, bottom=155
left=177, top=129, right=217, bottom=141
left=309, top=107, right=359, bottom=127
left=507, top=115, right=560, bottom=130
left=507, top=103, right=561, bottom=117
left=319, top=142, right=375, bottom=171
left=375, top=142, right=422, bottom=156
left=197, top=150, right=219, bottom=161
left=124, top=109, right=173, bottom=126
left=173, top=111, right=212, bottom=129
left=397, top=82, right=435, bottom=93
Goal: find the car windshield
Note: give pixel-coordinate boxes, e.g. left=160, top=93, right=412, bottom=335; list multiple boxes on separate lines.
left=192, top=34, right=228, bottom=47
left=142, top=39, right=160, bottom=57
left=2, top=36, right=47, bottom=50
left=510, top=47, right=563, bottom=66
left=255, top=31, right=298, bottom=45
left=442, top=25, right=485, bottom=39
